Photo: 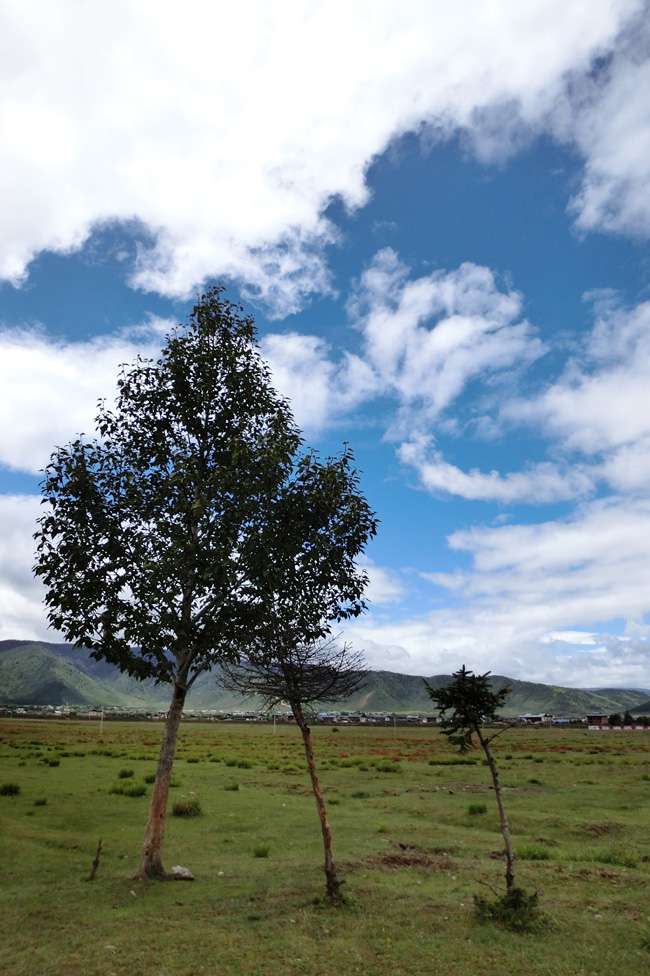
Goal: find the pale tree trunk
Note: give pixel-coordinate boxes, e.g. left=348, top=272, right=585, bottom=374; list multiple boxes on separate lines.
left=136, top=678, right=187, bottom=879
left=293, top=702, right=343, bottom=903
left=478, top=728, right=515, bottom=896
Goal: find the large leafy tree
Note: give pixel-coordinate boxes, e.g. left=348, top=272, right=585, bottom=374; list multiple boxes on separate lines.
left=223, top=443, right=377, bottom=901
left=34, top=287, right=303, bottom=879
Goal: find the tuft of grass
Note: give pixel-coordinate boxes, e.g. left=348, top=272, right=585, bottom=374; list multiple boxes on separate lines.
left=172, top=797, right=202, bottom=817
left=123, top=783, right=146, bottom=797
left=46, top=758, right=60, bottom=767
left=253, top=844, right=270, bottom=858
left=519, top=844, right=551, bottom=861
left=117, top=768, right=134, bottom=779
left=186, top=757, right=200, bottom=764
left=594, top=848, right=638, bottom=869
left=467, top=802, right=487, bottom=816
left=376, top=761, right=401, bottom=774
left=224, top=783, right=239, bottom=792
left=144, top=773, right=156, bottom=784
left=33, top=797, right=47, bottom=807
left=0, top=782, right=20, bottom=796
left=351, top=790, right=370, bottom=799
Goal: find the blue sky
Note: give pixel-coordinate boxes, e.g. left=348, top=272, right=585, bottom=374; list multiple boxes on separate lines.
left=1, top=2, right=650, bottom=686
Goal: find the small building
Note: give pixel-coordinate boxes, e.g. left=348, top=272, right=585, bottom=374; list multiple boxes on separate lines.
left=518, top=713, right=552, bottom=725
left=585, top=713, right=609, bottom=728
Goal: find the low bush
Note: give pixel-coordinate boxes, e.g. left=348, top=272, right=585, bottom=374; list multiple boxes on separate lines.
left=224, top=783, right=239, bottom=792
left=186, top=757, right=200, bottom=764
left=237, top=759, right=253, bottom=769
left=253, top=844, right=270, bottom=858
left=172, top=797, right=202, bottom=817
left=376, top=761, right=401, bottom=774
left=117, top=768, right=134, bottom=779
left=351, top=790, right=370, bottom=799
left=33, top=797, right=48, bottom=807
left=0, top=783, right=20, bottom=796
left=474, top=888, right=543, bottom=932
left=467, top=802, right=487, bottom=816
left=46, top=759, right=60, bottom=768
left=144, top=773, right=156, bottom=784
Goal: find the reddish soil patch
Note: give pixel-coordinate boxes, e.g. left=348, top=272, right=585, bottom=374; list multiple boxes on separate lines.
left=369, top=845, right=457, bottom=872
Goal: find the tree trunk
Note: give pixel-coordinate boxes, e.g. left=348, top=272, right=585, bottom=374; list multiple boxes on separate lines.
left=478, top=729, right=515, bottom=896
left=293, top=703, right=343, bottom=903
left=136, top=678, right=187, bottom=879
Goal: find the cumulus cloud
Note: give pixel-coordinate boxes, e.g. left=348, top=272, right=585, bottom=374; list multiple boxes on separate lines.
left=0, top=494, right=48, bottom=641
left=347, top=497, right=650, bottom=684
left=0, top=319, right=171, bottom=473
left=398, top=435, right=595, bottom=503
left=358, top=556, right=406, bottom=605
left=260, top=332, right=377, bottom=432
left=0, top=1, right=644, bottom=311
left=350, top=249, right=543, bottom=434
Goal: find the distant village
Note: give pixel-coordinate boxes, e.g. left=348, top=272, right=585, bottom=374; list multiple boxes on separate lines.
left=1, top=702, right=649, bottom=729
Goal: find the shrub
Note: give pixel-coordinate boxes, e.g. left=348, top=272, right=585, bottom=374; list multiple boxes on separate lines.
left=224, top=783, right=239, bottom=792
left=253, top=844, right=270, bottom=858
left=474, top=888, right=543, bottom=932
left=186, top=757, right=200, bottom=764
left=144, top=773, right=156, bottom=784
left=376, top=761, right=401, bottom=774
left=351, top=790, right=370, bottom=799
left=225, top=758, right=238, bottom=767
left=0, top=783, right=20, bottom=796
left=46, top=759, right=60, bottom=768
left=108, top=783, right=125, bottom=795
left=172, top=797, right=202, bottom=817
left=118, top=768, right=134, bottom=779
left=528, top=778, right=543, bottom=785
left=34, top=797, right=48, bottom=807
left=468, top=802, right=487, bottom=816
left=237, top=759, right=253, bottom=769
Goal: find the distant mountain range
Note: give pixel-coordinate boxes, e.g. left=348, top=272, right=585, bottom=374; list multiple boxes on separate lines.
left=1, top=639, right=649, bottom=717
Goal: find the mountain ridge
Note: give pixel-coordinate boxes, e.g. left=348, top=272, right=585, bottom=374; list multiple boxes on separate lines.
left=1, top=639, right=649, bottom=717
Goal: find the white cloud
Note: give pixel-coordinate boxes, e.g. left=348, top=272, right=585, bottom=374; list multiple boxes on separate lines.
left=347, top=497, right=650, bottom=685
left=398, top=435, right=595, bottom=503
left=506, top=297, right=650, bottom=455
left=0, top=1, right=644, bottom=311
left=566, top=27, right=650, bottom=236
left=260, top=332, right=377, bottom=432
left=0, top=319, right=170, bottom=473
left=0, top=494, right=49, bottom=641
left=358, top=557, right=405, bottom=605
left=351, top=249, right=543, bottom=434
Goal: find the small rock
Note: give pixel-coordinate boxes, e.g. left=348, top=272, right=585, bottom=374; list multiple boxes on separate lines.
left=170, top=864, right=195, bottom=881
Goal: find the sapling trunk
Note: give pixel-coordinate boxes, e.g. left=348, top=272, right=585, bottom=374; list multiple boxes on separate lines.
left=477, top=728, right=515, bottom=896
left=136, top=678, right=187, bottom=879
left=293, top=702, right=343, bottom=903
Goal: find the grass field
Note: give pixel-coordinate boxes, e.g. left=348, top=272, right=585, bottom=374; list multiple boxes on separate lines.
left=2, top=718, right=650, bottom=976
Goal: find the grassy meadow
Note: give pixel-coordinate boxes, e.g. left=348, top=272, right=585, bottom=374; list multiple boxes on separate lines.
left=1, top=718, right=650, bottom=975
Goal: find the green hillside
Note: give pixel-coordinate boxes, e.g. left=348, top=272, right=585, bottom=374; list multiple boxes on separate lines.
left=1, top=639, right=648, bottom=716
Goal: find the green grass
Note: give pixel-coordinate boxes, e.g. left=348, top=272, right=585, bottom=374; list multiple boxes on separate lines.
left=1, top=719, right=650, bottom=976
